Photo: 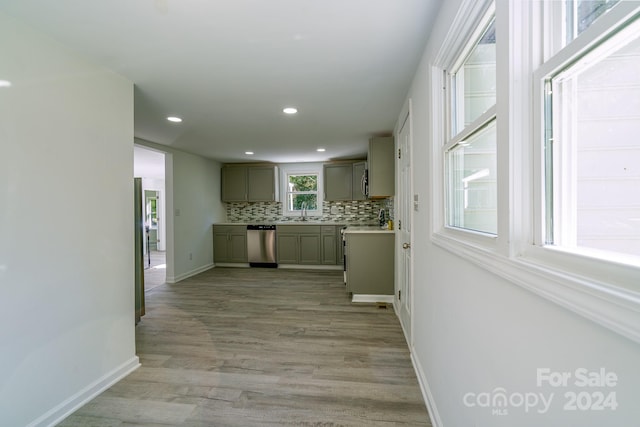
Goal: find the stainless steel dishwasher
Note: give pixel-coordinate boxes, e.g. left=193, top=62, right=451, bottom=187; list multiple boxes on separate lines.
left=246, top=224, right=277, bottom=268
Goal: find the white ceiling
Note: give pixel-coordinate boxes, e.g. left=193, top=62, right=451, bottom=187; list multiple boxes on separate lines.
left=1, top=0, right=442, bottom=163
left=134, top=146, right=165, bottom=180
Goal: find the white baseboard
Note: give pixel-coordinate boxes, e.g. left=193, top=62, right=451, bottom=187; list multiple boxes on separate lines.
left=351, top=294, right=394, bottom=303
left=411, top=351, right=443, bottom=427
left=28, top=356, right=140, bottom=427
left=166, top=263, right=214, bottom=283
left=393, top=302, right=442, bottom=427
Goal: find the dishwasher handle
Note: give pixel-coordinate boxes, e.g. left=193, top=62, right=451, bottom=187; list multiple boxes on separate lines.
left=247, top=224, right=276, bottom=231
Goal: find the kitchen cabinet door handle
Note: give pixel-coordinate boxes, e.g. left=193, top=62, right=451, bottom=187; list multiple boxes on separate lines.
left=402, top=242, right=411, bottom=249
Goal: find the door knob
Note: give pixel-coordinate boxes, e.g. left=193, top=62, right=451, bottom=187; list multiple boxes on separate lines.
left=402, top=242, right=411, bottom=249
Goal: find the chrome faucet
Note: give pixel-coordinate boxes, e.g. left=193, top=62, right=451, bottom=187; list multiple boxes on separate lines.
left=301, top=202, right=308, bottom=221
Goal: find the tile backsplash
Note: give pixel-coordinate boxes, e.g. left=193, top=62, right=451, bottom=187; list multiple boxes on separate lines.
left=226, top=199, right=394, bottom=224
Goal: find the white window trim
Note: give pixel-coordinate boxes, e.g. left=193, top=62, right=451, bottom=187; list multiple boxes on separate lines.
left=432, top=0, right=501, bottom=253
left=524, top=1, right=640, bottom=342
left=429, top=0, right=640, bottom=344
left=444, top=106, right=497, bottom=152
left=279, top=163, right=324, bottom=217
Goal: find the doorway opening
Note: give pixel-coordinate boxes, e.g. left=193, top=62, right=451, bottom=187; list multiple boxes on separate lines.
left=134, top=145, right=167, bottom=292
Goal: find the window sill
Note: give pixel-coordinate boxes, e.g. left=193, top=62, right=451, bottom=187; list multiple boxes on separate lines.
left=433, top=226, right=499, bottom=253
left=431, top=230, right=640, bottom=344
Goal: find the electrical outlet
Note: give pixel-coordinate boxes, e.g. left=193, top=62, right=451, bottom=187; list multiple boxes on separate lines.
left=189, top=252, right=193, bottom=260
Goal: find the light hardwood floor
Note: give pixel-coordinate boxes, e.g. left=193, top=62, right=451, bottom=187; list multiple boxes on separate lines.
left=59, top=267, right=431, bottom=426
left=144, top=250, right=166, bottom=292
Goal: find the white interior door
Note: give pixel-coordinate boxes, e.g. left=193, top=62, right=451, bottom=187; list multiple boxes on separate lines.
left=397, top=107, right=412, bottom=337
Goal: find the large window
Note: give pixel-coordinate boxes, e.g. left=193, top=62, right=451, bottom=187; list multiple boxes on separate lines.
left=445, top=9, right=497, bottom=235
left=541, top=1, right=640, bottom=263
left=430, top=0, right=639, bottom=344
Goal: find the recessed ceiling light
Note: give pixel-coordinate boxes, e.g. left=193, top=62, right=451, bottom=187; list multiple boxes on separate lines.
left=283, top=107, right=298, bottom=115
left=317, top=148, right=326, bottom=152
left=245, top=151, right=254, bottom=155
left=167, top=116, right=182, bottom=123
left=0, top=80, right=12, bottom=88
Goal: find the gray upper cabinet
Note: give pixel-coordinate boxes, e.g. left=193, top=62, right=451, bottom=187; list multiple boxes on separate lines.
left=221, top=165, right=248, bottom=202
left=247, top=166, right=278, bottom=201
left=368, top=137, right=395, bottom=198
left=352, top=161, right=367, bottom=201
left=221, top=164, right=278, bottom=202
left=324, top=161, right=368, bottom=201
left=324, top=163, right=353, bottom=201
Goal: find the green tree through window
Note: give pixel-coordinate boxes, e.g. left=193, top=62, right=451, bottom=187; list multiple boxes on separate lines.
left=287, top=174, right=318, bottom=211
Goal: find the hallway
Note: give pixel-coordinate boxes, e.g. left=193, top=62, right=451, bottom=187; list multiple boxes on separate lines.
left=144, top=250, right=166, bottom=292
left=58, top=267, right=430, bottom=426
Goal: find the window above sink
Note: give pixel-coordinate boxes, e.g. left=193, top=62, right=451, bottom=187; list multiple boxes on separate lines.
left=280, top=163, right=324, bottom=217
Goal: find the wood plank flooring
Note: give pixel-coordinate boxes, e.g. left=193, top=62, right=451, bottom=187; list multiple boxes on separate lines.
left=59, top=267, right=431, bottom=426
left=144, top=251, right=166, bottom=292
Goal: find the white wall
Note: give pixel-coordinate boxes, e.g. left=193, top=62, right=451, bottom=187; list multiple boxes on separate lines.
left=0, top=12, right=138, bottom=427
left=135, top=139, right=226, bottom=283
left=402, top=1, right=640, bottom=426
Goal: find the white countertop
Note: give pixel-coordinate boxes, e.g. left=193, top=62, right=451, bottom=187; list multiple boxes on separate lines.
left=342, top=225, right=395, bottom=234
left=214, top=222, right=377, bottom=226
left=213, top=222, right=395, bottom=234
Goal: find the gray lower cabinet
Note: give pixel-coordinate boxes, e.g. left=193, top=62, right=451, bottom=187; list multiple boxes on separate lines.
left=276, top=226, right=321, bottom=265
left=345, top=232, right=394, bottom=295
left=276, top=234, right=299, bottom=264
left=277, top=225, right=340, bottom=265
left=276, top=233, right=321, bottom=264
left=213, top=224, right=342, bottom=266
left=321, top=226, right=337, bottom=264
left=213, top=225, right=247, bottom=263
left=299, top=234, right=321, bottom=264
left=337, top=227, right=345, bottom=264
